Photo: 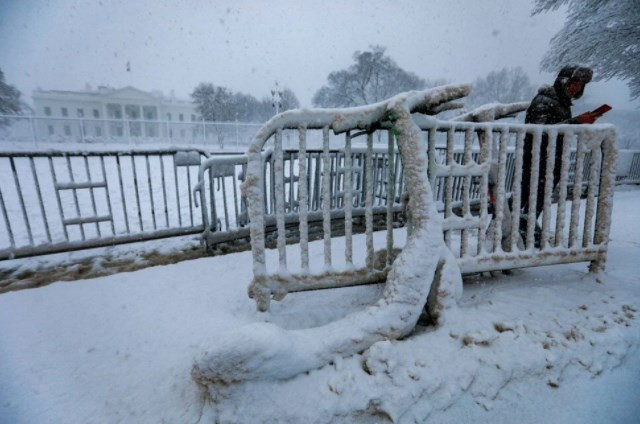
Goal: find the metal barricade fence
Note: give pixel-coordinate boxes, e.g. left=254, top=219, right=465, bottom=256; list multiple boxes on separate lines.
left=239, top=100, right=617, bottom=310
left=0, top=148, right=210, bottom=259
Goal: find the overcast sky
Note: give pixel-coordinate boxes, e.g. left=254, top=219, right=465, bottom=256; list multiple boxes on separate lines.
left=1, top=0, right=638, bottom=110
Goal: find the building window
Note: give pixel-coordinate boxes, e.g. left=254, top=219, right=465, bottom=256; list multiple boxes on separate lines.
left=61, top=107, right=68, bottom=117
left=114, top=109, right=122, bottom=119
left=48, top=125, right=54, bottom=135
left=180, top=129, right=185, bottom=138
left=93, top=109, right=100, bottom=118
left=148, top=127, right=155, bottom=137
left=44, top=107, right=51, bottom=116
left=191, top=114, right=196, bottom=122
left=64, top=125, right=71, bottom=136
left=166, top=113, right=172, bottom=121
left=116, top=126, right=123, bottom=137
left=77, top=108, right=84, bottom=118
left=179, top=113, right=184, bottom=122
left=95, top=126, right=102, bottom=136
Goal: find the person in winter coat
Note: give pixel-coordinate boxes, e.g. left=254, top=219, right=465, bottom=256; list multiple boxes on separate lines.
left=517, top=65, right=598, bottom=244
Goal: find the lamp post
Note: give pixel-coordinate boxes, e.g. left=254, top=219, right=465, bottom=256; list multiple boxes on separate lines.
left=271, top=81, right=283, bottom=115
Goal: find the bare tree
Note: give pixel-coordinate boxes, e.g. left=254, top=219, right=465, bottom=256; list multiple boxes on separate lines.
left=466, top=67, right=536, bottom=108
left=534, top=0, right=640, bottom=99
left=312, top=45, right=429, bottom=107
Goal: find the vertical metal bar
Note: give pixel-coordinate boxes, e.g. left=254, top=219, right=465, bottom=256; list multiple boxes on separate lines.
left=66, top=156, right=86, bottom=240
left=144, top=154, right=157, bottom=230
left=173, top=157, right=182, bottom=227
left=582, top=144, right=601, bottom=247
left=274, top=129, right=287, bottom=270
left=525, top=129, right=542, bottom=250
left=159, top=155, right=169, bottom=227
left=221, top=176, right=229, bottom=230
left=0, top=180, right=15, bottom=248
left=83, top=156, right=101, bottom=237
left=116, top=155, right=130, bottom=234
left=510, top=130, right=525, bottom=251
left=365, top=132, right=374, bottom=268
left=130, top=155, right=143, bottom=232
left=386, top=129, right=395, bottom=266
left=313, top=154, right=321, bottom=211
left=344, top=131, right=353, bottom=268
left=208, top=168, right=217, bottom=230
left=322, top=126, right=332, bottom=269
left=554, top=130, right=572, bottom=248
left=375, top=152, right=384, bottom=206
left=50, top=157, right=69, bottom=241
left=444, top=126, right=455, bottom=248
left=461, top=128, right=473, bottom=257
left=289, top=150, right=295, bottom=212
left=569, top=138, right=586, bottom=247
left=269, top=153, right=275, bottom=214
left=30, top=157, right=52, bottom=243
left=298, top=127, right=310, bottom=271
left=187, top=164, right=194, bottom=227
left=493, top=128, right=509, bottom=251
left=99, top=156, right=116, bottom=236
left=232, top=167, right=240, bottom=227
left=540, top=129, right=557, bottom=249
left=477, top=128, right=492, bottom=255
left=591, top=133, right=617, bottom=271
left=333, top=152, right=340, bottom=208
left=428, top=127, right=438, bottom=190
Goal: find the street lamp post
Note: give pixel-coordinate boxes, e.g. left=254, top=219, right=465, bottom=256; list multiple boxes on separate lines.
left=271, top=81, right=283, bottom=115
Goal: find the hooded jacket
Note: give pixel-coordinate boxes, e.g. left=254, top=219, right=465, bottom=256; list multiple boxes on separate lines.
left=525, top=65, right=593, bottom=125
left=519, top=66, right=593, bottom=219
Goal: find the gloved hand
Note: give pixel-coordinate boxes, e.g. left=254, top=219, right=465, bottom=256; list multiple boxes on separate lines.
left=576, top=112, right=599, bottom=124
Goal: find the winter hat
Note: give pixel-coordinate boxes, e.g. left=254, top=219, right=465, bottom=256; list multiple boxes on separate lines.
left=557, top=65, right=593, bottom=84
left=554, top=65, right=593, bottom=100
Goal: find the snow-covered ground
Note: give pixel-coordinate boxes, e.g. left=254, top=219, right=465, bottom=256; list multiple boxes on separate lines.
left=1, top=188, right=639, bottom=423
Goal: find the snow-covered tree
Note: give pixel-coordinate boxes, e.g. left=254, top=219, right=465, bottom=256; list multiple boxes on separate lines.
left=312, top=45, right=429, bottom=107
left=534, top=0, right=640, bottom=99
left=466, top=67, right=536, bottom=108
left=192, top=83, right=300, bottom=123
left=0, top=68, right=22, bottom=127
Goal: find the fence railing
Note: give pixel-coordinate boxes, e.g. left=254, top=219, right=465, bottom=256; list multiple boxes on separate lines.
left=0, top=148, right=214, bottom=259
left=239, top=89, right=617, bottom=311
left=1, top=143, right=634, bottom=262
left=0, top=114, right=263, bottom=149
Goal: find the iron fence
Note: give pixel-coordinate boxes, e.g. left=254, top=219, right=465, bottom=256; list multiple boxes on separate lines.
left=0, top=114, right=263, bottom=149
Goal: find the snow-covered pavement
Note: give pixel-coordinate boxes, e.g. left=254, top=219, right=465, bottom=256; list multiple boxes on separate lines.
left=1, top=189, right=639, bottom=423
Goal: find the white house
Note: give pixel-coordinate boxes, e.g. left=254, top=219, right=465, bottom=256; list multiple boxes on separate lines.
left=32, top=85, right=199, bottom=140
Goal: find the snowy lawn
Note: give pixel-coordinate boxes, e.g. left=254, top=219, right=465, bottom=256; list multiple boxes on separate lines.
left=1, top=189, right=639, bottom=423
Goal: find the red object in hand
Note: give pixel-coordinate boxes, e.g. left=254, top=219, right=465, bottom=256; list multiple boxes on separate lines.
left=577, top=104, right=612, bottom=124
left=577, top=112, right=598, bottom=124
left=591, top=104, right=612, bottom=116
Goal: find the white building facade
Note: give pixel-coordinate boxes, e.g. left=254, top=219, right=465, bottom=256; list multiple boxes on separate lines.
left=32, top=86, right=200, bottom=140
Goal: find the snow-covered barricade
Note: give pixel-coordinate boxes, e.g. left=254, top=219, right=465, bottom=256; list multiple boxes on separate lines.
left=191, top=85, right=617, bottom=387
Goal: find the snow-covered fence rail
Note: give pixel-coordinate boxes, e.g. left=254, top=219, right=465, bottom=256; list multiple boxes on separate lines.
left=413, top=119, right=617, bottom=275
left=0, top=148, right=212, bottom=259
left=195, top=145, right=409, bottom=251
left=239, top=95, right=617, bottom=312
